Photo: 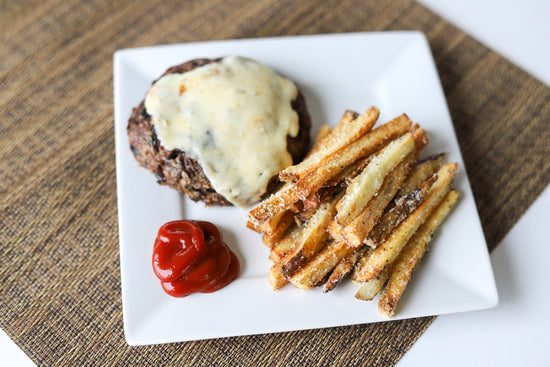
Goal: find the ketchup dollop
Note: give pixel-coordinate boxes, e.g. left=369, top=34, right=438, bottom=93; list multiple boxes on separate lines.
left=152, top=220, right=239, bottom=297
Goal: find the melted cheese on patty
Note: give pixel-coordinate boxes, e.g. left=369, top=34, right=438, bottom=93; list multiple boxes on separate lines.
left=145, top=56, right=299, bottom=207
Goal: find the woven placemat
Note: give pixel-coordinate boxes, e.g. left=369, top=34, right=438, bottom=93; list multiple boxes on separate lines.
left=1, top=0, right=548, bottom=365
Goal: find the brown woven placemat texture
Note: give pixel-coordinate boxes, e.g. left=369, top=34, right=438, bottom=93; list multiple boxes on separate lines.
left=1, top=0, right=548, bottom=366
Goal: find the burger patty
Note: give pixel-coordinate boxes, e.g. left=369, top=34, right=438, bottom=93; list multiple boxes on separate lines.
left=127, top=58, right=311, bottom=206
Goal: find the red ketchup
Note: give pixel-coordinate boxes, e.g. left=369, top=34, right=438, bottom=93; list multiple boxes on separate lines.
left=152, top=220, right=239, bottom=297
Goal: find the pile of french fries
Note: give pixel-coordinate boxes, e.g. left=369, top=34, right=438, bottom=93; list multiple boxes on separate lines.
left=247, top=106, right=460, bottom=317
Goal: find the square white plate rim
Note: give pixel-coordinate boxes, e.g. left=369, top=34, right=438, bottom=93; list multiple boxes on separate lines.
left=114, top=31, right=498, bottom=346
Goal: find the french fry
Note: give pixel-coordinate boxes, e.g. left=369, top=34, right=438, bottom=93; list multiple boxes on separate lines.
left=303, top=156, right=371, bottom=212
left=289, top=238, right=357, bottom=290
left=327, top=217, right=343, bottom=240
left=409, top=124, right=429, bottom=155
left=340, top=148, right=418, bottom=248
left=323, top=247, right=368, bottom=293
left=269, top=263, right=289, bottom=290
left=354, top=163, right=458, bottom=282
left=249, top=107, right=461, bottom=318
left=302, top=185, right=343, bottom=211
left=334, top=126, right=427, bottom=247
left=248, top=183, right=302, bottom=226
left=269, top=228, right=301, bottom=263
left=302, top=191, right=326, bottom=212
left=363, top=173, right=437, bottom=249
left=351, top=246, right=375, bottom=281
left=336, top=132, right=415, bottom=227
left=261, top=210, right=296, bottom=247
left=294, top=114, right=413, bottom=201
left=330, top=110, right=362, bottom=137
left=294, top=206, right=317, bottom=227
left=246, top=219, right=261, bottom=232
left=354, top=266, right=391, bottom=301
left=268, top=227, right=304, bottom=289
left=279, top=108, right=376, bottom=182
left=280, top=193, right=341, bottom=278
left=322, top=155, right=371, bottom=189
left=378, top=189, right=460, bottom=317
left=396, top=153, right=445, bottom=199
left=341, top=126, right=428, bottom=248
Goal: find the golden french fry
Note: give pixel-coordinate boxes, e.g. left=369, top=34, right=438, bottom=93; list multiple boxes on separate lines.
left=269, top=263, right=289, bottom=290
left=294, top=114, right=413, bottom=201
left=250, top=107, right=461, bottom=318
left=330, top=110, right=361, bottom=136
left=261, top=210, right=296, bottom=247
left=246, top=218, right=261, bottom=232
left=289, top=238, right=357, bottom=290
left=363, top=173, right=437, bottom=249
left=303, top=156, right=371, bottom=213
left=280, top=193, right=340, bottom=278
left=339, top=126, right=428, bottom=248
left=351, top=245, right=374, bottom=281
left=378, top=189, right=460, bottom=317
left=340, top=149, right=417, bottom=248
left=396, top=152, right=445, bottom=199
left=322, top=155, right=371, bottom=189
left=354, top=266, right=391, bottom=301
left=301, top=184, right=345, bottom=211
left=294, top=206, right=317, bottom=227
left=326, top=217, right=343, bottom=240
left=323, top=247, right=368, bottom=293
left=301, top=191, right=325, bottom=212
left=248, top=183, right=302, bottom=226
left=354, top=163, right=458, bottom=282
left=269, top=227, right=301, bottom=263
left=409, top=124, right=429, bottom=156
left=279, top=108, right=376, bottom=182
left=336, top=132, right=415, bottom=226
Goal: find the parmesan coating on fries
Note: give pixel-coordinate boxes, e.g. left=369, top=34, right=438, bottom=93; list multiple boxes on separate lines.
left=247, top=107, right=460, bottom=317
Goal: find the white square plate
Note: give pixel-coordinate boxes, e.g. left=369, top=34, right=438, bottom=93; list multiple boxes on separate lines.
left=114, top=31, right=498, bottom=346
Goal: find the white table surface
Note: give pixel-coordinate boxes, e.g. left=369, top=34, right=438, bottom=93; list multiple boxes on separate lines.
left=2, top=1, right=549, bottom=365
